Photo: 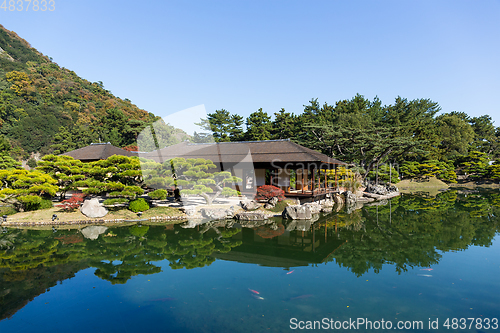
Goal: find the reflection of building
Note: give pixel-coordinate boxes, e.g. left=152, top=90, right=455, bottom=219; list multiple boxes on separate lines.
left=214, top=221, right=346, bottom=268
left=141, top=139, right=346, bottom=199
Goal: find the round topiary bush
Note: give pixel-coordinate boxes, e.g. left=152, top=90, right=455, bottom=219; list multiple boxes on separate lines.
left=148, top=189, right=168, bottom=200
left=129, top=198, right=150, bottom=212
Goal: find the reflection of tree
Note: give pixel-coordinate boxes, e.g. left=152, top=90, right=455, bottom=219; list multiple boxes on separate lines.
left=165, top=225, right=242, bottom=269
left=324, top=190, right=500, bottom=276
left=1, top=191, right=499, bottom=318
left=0, top=223, right=243, bottom=318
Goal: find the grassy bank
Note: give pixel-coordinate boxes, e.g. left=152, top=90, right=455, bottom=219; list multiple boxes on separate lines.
left=3, top=205, right=186, bottom=225
left=397, top=177, right=449, bottom=196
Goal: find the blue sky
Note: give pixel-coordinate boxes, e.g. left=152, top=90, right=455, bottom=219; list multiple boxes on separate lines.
left=1, top=0, right=499, bottom=131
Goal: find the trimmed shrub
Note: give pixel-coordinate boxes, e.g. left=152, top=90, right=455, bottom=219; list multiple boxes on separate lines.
left=0, top=205, right=17, bottom=215
left=148, top=189, right=168, bottom=200
left=40, top=198, right=53, bottom=210
left=17, top=195, right=53, bottom=211
left=129, top=198, right=149, bottom=212
left=255, top=185, right=285, bottom=202
left=103, top=198, right=129, bottom=206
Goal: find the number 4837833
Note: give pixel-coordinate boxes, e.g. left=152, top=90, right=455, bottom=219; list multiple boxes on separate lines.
left=1, top=0, right=55, bottom=11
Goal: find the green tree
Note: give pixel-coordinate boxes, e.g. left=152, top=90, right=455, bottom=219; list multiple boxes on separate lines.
left=206, top=109, right=238, bottom=142
left=384, top=97, right=441, bottom=161
left=77, top=155, right=143, bottom=199
left=400, top=160, right=457, bottom=182
left=244, top=108, right=272, bottom=141
left=0, top=169, right=58, bottom=210
left=228, top=114, right=244, bottom=141
left=164, top=157, right=241, bottom=205
left=50, top=126, right=76, bottom=155
left=458, top=151, right=490, bottom=179
left=470, top=115, right=498, bottom=155
left=0, top=155, right=22, bottom=170
left=436, top=113, right=475, bottom=160
left=271, top=108, right=297, bottom=140
left=36, top=155, right=88, bottom=200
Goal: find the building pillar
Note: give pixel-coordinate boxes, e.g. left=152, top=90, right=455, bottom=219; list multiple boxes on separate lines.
left=335, top=164, right=338, bottom=189
left=312, top=166, right=315, bottom=195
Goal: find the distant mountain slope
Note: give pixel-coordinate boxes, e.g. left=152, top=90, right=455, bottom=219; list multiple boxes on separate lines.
left=0, top=24, right=182, bottom=156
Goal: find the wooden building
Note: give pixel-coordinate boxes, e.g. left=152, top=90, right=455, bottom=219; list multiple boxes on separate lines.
left=61, top=143, right=136, bottom=162
left=140, top=139, right=346, bottom=199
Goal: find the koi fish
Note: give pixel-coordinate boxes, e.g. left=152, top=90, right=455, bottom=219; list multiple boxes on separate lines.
left=417, top=274, right=432, bottom=277
left=251, top=294, right=264, bottom=300
left=286, top=270, right=295, bottom=275
left=420, top=268, right=433, bottom=271
left=248, top=288, right=260, bottom=294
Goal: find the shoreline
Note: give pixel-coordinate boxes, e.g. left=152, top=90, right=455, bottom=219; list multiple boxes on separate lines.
left=0, top=214, right=188, bottom=227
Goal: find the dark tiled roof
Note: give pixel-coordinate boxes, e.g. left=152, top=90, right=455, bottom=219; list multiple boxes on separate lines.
left=61, top=143, right=135, bottom=161
left=140, top=140, right=346, bottom=165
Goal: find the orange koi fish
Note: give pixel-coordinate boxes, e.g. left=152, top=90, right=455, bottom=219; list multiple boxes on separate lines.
left=248, top=288, right=260, bottom=294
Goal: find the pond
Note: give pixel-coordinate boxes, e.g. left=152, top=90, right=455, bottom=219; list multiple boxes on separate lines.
left=1, top=190, right=499, bottom=332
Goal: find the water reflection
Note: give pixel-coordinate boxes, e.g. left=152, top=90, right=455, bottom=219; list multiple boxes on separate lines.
left=1, top=189, right=499, bottom=321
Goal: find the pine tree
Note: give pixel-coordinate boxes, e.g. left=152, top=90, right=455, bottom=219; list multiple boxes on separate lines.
left=244, top=108, right=272, bottom=141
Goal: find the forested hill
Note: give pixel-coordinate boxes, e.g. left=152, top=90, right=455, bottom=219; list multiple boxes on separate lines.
left=0, top=24, right=177, bottom=158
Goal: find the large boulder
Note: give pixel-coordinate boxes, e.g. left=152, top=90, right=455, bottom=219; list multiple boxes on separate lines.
left=81, top=226, right=108, bottom=240
left=343, top=191, right=357, bottom=209
left=366, top=184, right=389, bottom=195
left=332, top=193, right=344, bottom=206
left=240, top=199, right=261, bottom=211
left=200, top=207, right=235, bottom=220
left=320, top=198, right=334, bottom=213
left=235, top=211, right=268, bottom=221
left=303, top=202, right=321, bottom=215
left=264, top=196, right=279, bottom=209
left=81, top=198, right=108, bottom=218
left=282, top=205, right=312, bottom=220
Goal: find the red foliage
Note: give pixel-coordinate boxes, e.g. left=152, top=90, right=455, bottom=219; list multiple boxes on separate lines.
left=56, top=193, right=85, bottom=212
left=123, top=145, right=139, bottom=152
left=55, top=234, right=84, bottom=244
left=255, top=185, right=285, bottom=201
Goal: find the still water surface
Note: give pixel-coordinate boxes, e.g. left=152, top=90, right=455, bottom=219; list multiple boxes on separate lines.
left=1, top=190, right=499, bottom=332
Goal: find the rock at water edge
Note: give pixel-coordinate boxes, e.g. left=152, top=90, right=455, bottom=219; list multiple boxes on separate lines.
left=282, top=205, right=312, bottom=220
left=81, top=198, right=108, bottom=218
